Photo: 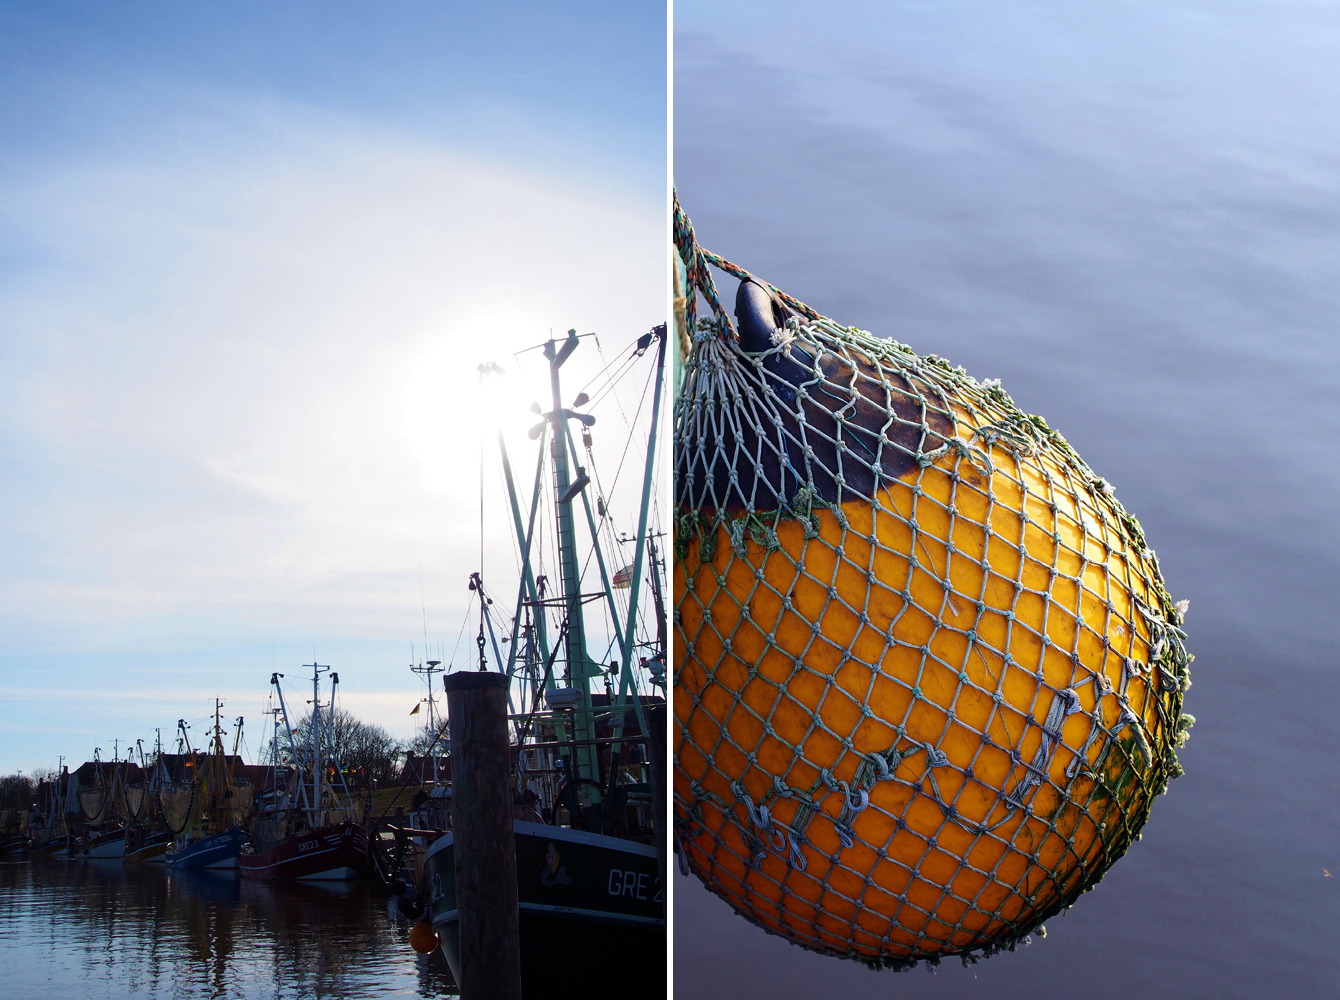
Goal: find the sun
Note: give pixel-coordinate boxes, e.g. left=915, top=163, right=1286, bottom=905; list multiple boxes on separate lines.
left=402, top=311, right=554, bottom=497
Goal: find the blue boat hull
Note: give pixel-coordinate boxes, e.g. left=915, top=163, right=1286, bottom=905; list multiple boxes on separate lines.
left=166, top=828, right=248, bottom=869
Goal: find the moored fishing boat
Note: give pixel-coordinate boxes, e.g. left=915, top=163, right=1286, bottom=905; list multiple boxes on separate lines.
left=240, top=664, right=372, bottom=881
left=239, top=820, right=370, bottom=880
left=123, top=734, right=172, bottom=862
left=424, top=820, right=662, bottom=986
left=124, top=827, right=172, bottom=861
left=25, top=769, right=73, bottom=855
left=420, top=328, right=668, bottom=994
left=165, top=702, right=251, bottom=869
left=73, top=827, right=127, bottom=859
left=0, top=799, right=26, bottom=854
left=30, top=835, right=72, bottom=857
left=69, top=753, right=129, bottom=858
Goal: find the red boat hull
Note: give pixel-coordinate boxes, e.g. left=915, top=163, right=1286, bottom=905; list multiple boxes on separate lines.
left=238, top=823, right=371, bottom=881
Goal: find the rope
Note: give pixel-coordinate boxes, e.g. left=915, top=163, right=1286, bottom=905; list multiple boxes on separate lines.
left=673, top=190, right=820, bottom=341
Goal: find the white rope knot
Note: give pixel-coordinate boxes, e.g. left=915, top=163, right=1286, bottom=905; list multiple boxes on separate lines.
left=769, top=319, right=799, bottom=357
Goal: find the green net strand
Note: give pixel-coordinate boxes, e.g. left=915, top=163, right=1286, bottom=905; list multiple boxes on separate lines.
left=671, top=194, right=1195, bottom=970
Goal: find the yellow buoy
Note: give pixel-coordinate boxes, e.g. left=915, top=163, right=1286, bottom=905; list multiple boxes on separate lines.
left=672, top=199, right=1193, bottom=970
left=409, top=918, right=440, bottom=955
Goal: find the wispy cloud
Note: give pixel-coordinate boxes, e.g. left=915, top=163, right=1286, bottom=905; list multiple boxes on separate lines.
left=0, top=98, right=664, bottom=768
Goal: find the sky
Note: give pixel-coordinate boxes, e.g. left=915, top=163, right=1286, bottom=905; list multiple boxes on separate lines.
left=0, top=2, right=668, bottom=774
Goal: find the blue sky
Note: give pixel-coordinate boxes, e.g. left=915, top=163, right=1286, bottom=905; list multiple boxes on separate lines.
left=0, top=3, right=667, bottom=773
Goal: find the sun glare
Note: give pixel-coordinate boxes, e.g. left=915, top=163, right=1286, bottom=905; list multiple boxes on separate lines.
left=401, top=312, right=556, bottom=497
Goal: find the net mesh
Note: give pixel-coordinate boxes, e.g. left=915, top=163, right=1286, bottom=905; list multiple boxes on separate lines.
left=229, top=778, right=255, bottom=828
left=671, top=194, right=1194, bottom=970
left=78, top=787, right=108, bottom=825
left=159, top=782, right=197, bottom=836
left=124, top=783, right=148, bottom=824
left=251, top=814, right=290, bottom=850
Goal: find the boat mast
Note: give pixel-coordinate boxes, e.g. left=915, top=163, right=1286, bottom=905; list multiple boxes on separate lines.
left=410, top=656, right=443, bottom=784
left=613, top=326, right=666, bottom=705
left=306, top=661, right=330, bottom=816
left=500, top=422, right=552, bottom=673
left=328, top=671, right=354, bottom=807
left=648, top=533, right=668, bottom=667
left=544, top=331, right=600, bottom=794
left=270, top=673, right=309, bottom=811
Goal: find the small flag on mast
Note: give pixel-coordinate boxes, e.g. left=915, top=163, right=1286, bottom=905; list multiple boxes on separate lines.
left=410, top=703, right=421, bottom=715
left=612, top=564, right=634, bottom=589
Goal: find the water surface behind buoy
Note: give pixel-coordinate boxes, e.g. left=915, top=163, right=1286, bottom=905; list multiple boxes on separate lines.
left=674, top=2, right=1340, bottom=996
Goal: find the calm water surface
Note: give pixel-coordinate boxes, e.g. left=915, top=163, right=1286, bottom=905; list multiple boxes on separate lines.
left=0, top=859, right=455, bottom=998
left=674, top=2, right=1340, bottom=997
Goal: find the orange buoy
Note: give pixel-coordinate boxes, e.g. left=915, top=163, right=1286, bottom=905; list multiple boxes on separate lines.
left=672, top=201, right=1193, bottom=970
left=409, top=917, right=440, bottom=955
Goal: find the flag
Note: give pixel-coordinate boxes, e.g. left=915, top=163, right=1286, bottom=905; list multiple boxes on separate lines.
left=410, top=703, right=421, bottom=715
left=612, top=564, right=634, bottom=589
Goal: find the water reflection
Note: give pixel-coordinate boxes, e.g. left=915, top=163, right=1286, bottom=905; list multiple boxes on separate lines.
left=0, top=859, right=456, bottom=998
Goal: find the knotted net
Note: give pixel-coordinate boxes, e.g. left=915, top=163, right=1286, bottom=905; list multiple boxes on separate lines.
left=78, top=787, right=109, bottom=826
left=671, top=194, right=1194, bottom=969
left=229, top=778, right=255, bottom=828
left=159, top=782, right=198, bottom=836
left=123, top=783, right=146, bottom=823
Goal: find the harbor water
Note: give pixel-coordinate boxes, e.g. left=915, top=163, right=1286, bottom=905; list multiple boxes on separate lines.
left=674, top=1, right=1340, bottom=996
left=0, top=858, right=456, bottom=998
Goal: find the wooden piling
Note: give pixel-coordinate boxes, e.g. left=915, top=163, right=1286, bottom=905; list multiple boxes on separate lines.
left=443, top=672, right=522, bottom=1000
left=647, top=702, right=668, bottom=895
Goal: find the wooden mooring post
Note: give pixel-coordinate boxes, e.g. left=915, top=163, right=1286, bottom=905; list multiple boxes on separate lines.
left=443, top=671, right=522, bottom=1000
left=648, top=702, right=668, bottom=893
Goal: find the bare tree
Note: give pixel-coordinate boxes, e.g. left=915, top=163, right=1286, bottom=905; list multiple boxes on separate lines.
left=0, top=774, right=35, bottom=810
left=407, top=721, right=450, bottom=757
left=288, top=708, right=400, bottom=787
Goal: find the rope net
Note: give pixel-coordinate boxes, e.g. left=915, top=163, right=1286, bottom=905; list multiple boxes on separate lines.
left=230, top=777, right=255, bottom=828
left=78, top=787, right=109, bottom=825
left=159, top=782, right=197, bottom=836
left=671, top=193, right=1194, bottom=970
left=124, top=782, right=148, bottom=824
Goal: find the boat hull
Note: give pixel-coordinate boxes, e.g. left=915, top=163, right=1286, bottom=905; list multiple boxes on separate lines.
left=30, top=834, right=75, bottom=856
left=239, top=823, right=371, bottom=881
left=425, top=821, right=665, bottom=998
left=0, top=836, right=28, bottom=855
left=124, top=829, right=172, bottom=862
left=166, top=828, right=248, bottom=869
left=73, top=828, right=127, bottom=858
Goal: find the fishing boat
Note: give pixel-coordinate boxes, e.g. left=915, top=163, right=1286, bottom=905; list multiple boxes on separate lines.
left=124, top=826, right=172, bottom=862
left=239, top=664, right=373, bottom=881
left=26, top=771, right=72, bottom=856
left=0, top=835, right=26, bottom=855
left=0, top=788, right=28, bottom=854
left=422, top=326, right=668, bottom=993
left=164, top=702, right=251, bottom=869
left=124, top=734, right=173, bottom=862
left=26, top=783, right=76, bottom=855
left=74, top=827, right=127, bottom=858
left=70, top=754, right=132, bottom=858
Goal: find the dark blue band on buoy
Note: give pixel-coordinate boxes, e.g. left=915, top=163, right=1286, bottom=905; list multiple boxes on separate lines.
left=678, top=278, right=954, bottom=515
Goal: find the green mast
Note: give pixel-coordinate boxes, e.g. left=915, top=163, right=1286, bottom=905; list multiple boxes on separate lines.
left=543, top=331, right=601, bottom=803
